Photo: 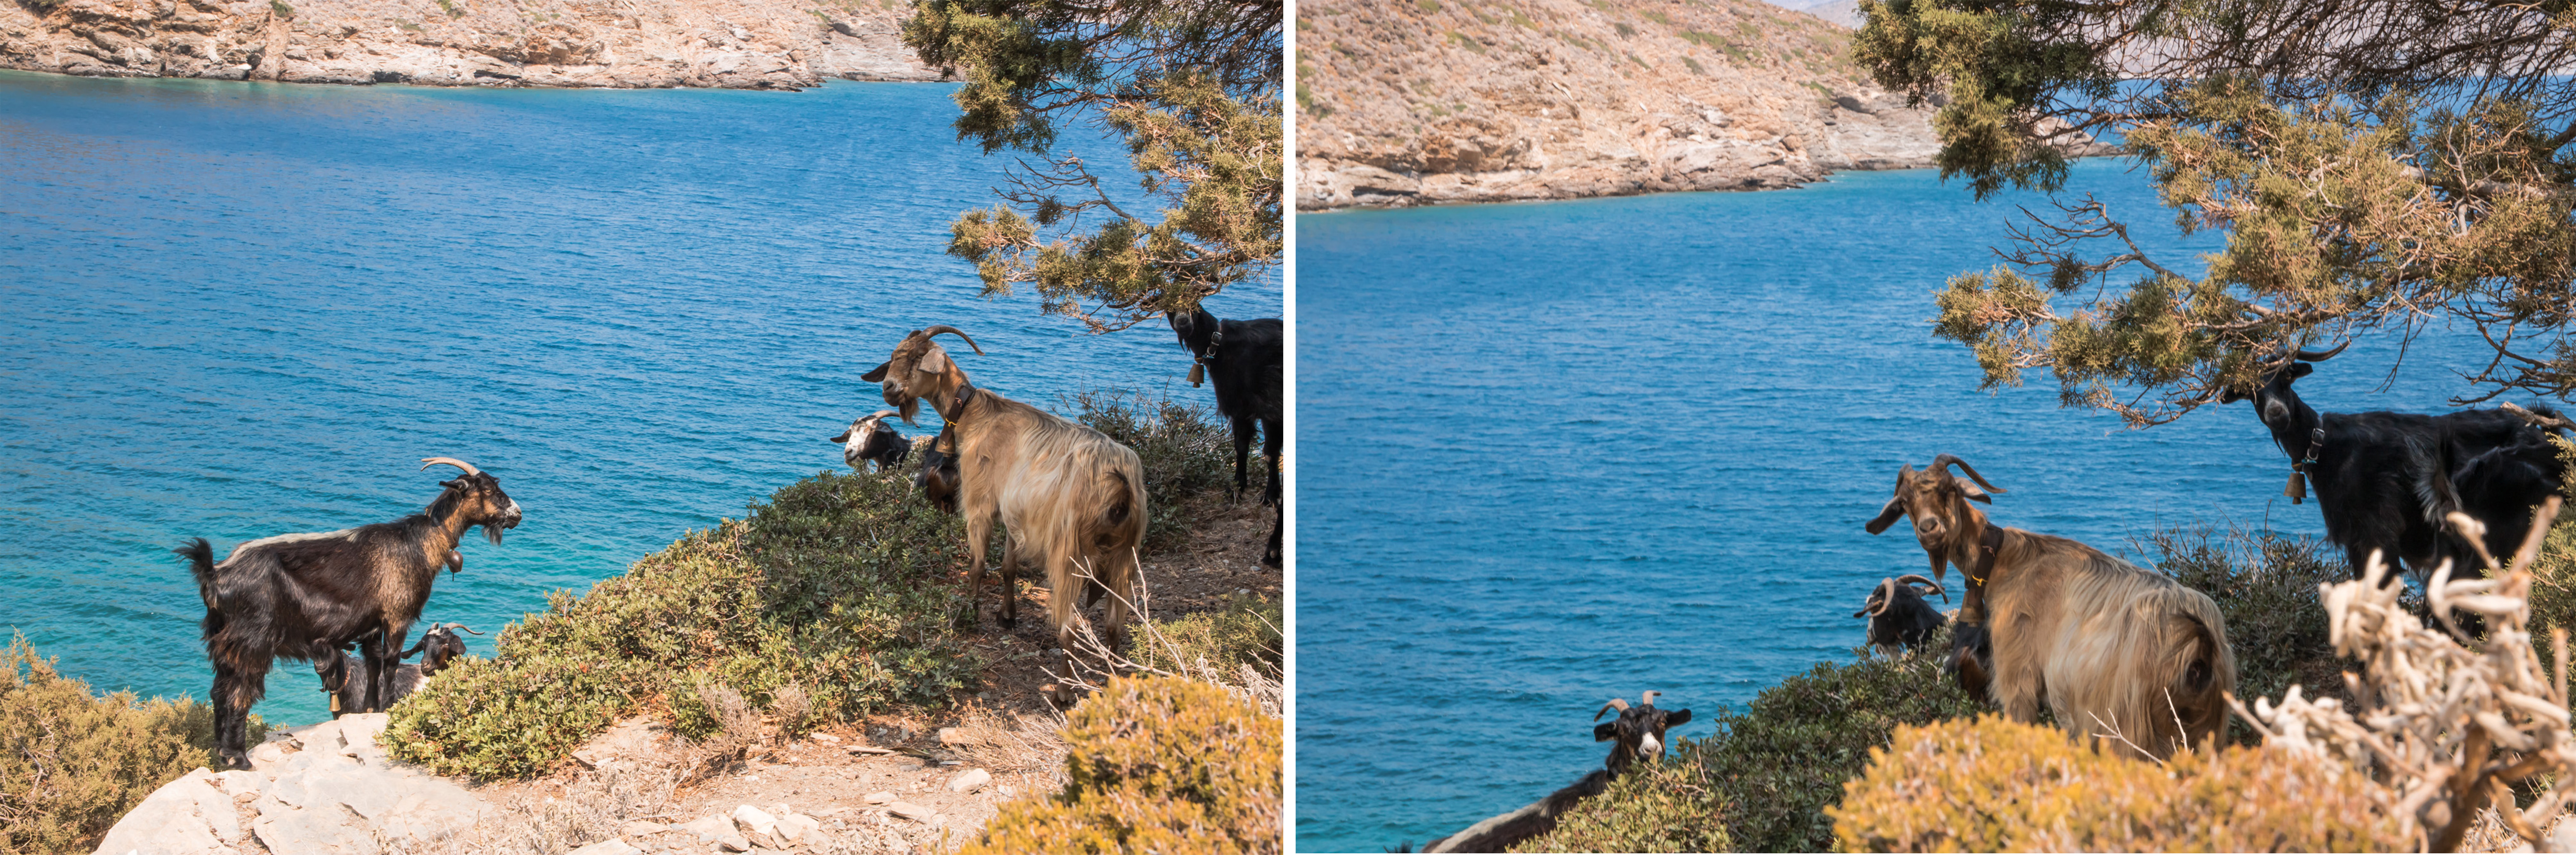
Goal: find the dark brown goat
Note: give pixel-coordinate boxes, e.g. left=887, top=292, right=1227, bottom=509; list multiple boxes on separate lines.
left=315, top=622, right=480, bottom=716
left=1169, top=307, right=1284, bottom=567
left=1593, top=691, right=1692, bottom=778
left=178, top=458, right=520, bottom=769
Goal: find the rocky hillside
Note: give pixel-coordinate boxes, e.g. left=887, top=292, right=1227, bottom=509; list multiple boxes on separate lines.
left=1295, top=0, right=1939, bottom=209
left=0, top=0, right=942, bottom=89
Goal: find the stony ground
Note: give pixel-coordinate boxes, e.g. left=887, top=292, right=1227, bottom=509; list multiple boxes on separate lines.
left=94, top=492, right=1280, bottom=855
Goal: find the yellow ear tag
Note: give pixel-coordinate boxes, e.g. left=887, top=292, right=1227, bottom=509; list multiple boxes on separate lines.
left=1187, top=362, right=1205, bottom=387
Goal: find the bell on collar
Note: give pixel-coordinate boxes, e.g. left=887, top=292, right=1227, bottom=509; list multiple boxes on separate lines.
left=1187, top=362, right=1205, bottom=387
left=2285, top=470, right=2307, bottom=504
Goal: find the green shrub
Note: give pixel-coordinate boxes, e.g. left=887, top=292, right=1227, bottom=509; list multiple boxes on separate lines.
left=1830, top=715, right=2408, bottom=852
left=1516, top=626, right=1983, bottom=853
left=386, top=469, right=981, bottom=779
left=1512, top=763, right=1733, bottom=853
left=1064, top=389, right=1247, bottom=551
left=0, top=635, right=262, bottom=854
left=963, top=675, right=1281, bottom=854
left=1134, top=595, right=1281, bottom=680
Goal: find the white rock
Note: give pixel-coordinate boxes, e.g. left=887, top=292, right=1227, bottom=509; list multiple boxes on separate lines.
left=948, top=768, right=991, bottom=793
left=680, top=814, right=733, bottom=838
left=863, top=791, right=897, bottom=804
left=776, top=812, right=821, bottom=843
left=730, top=803, right=780, bottom=847
left=886, top=801, right=934, bottom=822
left=90, top=768, right=238, bottom=855
left=715, top=832, right=752, bottom=852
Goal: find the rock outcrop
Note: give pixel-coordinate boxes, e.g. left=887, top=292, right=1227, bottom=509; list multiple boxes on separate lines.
left=1296, top=0, right=1940, bottom=209
left=92, top=713, right=487, bottom=855
left=0, top=0, right=944, bottom=89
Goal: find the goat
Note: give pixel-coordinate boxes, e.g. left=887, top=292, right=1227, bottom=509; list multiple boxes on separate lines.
left=1865, top=455, right=2235, bottom=760
left=177, top=457, right=521, bottom=769
left=861, top=326, right=1147, bottom=654
left=831, top=410, right=911, bottom=473
left=1593, top=691, right=1692, bottom=779
left=1854, top=574, right=1947, bottom=656
left=315, top=622, right=480, bottom=716
left=2223, top=346, right=2569, bottom=586
left=1416, top=692, right=1694, bottom=853
left=914, top=425, right=961, bottom=514
left=1170, top=307, right=1284, bottom=567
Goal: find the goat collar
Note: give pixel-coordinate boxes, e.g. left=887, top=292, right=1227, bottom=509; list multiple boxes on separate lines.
left=938, top=381, right=981, bottom=426
left=1196, top=324, right=1227, bottom=364
left=1968, top=522, right=2005, bottom=588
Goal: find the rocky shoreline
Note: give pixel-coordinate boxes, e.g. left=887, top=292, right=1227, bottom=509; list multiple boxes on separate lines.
left=1294, top=0, right=2108, bottom=211
left=0, top=0, right=947, bottom=90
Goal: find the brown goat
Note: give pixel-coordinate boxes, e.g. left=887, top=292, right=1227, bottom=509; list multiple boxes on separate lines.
left=861, top=326, right=1147, bottom=654
left=1864, top=455, right=2236, bottom=760
left=179, top=457, right=520, bottom=768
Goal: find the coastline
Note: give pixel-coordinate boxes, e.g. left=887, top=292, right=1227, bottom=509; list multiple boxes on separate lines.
left=0, top=0, right=949, bottom=91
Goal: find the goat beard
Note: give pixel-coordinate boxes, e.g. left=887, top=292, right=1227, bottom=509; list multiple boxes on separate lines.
left=896, top=397, right=920, bottom=425
left=482, top=524, right=505, bottom=546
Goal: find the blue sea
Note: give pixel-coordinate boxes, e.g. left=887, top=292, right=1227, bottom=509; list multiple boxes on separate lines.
left=1294, top=159, right=2526, bottom=851
left=0, top=70, right=1279, bottom=728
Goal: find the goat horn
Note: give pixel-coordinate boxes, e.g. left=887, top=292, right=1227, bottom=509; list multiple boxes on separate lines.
left=1895, top=574, right=1947, bottom=602
left=420, top=458, right=481, bottom=476
left=921, top=325, right=986, bottom=355
left=2293, top=340, right=2349, bottom=362
left=1640, top=690, right=1661, bottom=707
left=1868, top=578, right=1895, bottom=616
left=445, top=623, right=483, bottom=635
left=1594, top=697, right=1630, bottom=720
left=866, top=410, right=899, bottom=421
left=1926, top=454, right=2004, bottom=494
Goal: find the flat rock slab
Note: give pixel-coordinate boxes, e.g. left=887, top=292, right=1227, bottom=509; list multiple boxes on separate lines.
left=95, top=713, right=490, bottom=855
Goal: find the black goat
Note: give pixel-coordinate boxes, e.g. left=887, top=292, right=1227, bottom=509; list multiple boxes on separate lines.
left=1854, top=574, right=1947, bottom=655
left=1170, top=307, right=1284, bottom=567
left=913, top=424, right=961, bottom=515
left=315, top=622, right=480, bottom=716
left=1592, top=691, right=1692, bottom=779
left=177, top=457, right=521, bottom=769
left=832, top=410, right=911, bottom=473
left=2224, top=348, right=2568, bottom=584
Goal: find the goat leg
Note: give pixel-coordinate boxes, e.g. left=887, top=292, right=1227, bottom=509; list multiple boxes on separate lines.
left=1263, top=413, right=1282, bottom=508
left=1263, top=502, right=1282, bottom=568
left=965, top=515, right=996, bottom=629
left=1231, top=416, right=1256, bottom=504
left=1000, top=546, right=1020, bottom=629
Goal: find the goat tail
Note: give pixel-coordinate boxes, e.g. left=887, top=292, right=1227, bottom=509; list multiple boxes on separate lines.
left=1093, top=456, right=1148, bottom=548
left=2154, top=588, right=2238, bottom=753
left=175, top=537, right=218, bottom=610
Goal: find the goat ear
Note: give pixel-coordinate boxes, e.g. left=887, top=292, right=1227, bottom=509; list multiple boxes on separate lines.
left=1865, top=497, right=1906, bottom=534
left=915, top=348, right=956, bottom=379
left=861, top=361, right=891, bottom=382
left=1852, top=606, right=1871, bottom=618
left=2288, top=362, right=2313, bottom=380
left=1665, top=709, right=1691, bottom=727
left=1954, top=477, right=1991, bottom=503
left=1593, top=721, right=1618, bottom=742
left=830, top=431, right=851, bottom=443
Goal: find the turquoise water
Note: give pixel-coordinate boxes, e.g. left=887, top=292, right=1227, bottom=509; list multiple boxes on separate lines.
left=1294, top=160, right=2525, bottom=851
left=0, top=70, right=1278, bottom=727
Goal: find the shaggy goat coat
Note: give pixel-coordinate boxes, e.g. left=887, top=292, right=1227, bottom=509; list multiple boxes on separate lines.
left=1982, top=529, right=2237, bottom=759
